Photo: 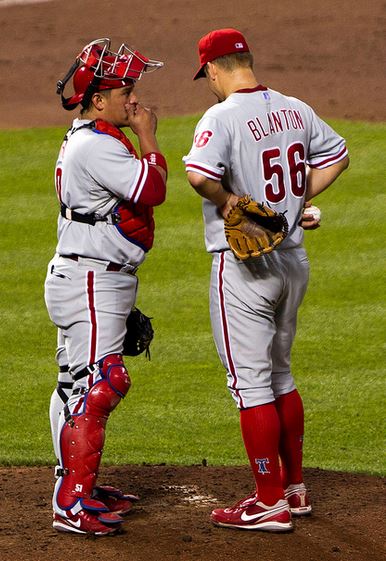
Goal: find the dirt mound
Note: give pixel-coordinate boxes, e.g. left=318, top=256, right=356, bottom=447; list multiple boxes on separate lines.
left=0, top=465, right=384, bottom=561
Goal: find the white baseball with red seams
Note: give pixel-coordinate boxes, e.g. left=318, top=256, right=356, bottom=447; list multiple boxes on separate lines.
left=303, top=205, right=321, bottom=222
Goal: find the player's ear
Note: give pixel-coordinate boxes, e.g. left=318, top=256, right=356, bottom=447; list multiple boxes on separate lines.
left=91, top=92, right=106, bottom=111
left=206, top=62, right=217, bottom=81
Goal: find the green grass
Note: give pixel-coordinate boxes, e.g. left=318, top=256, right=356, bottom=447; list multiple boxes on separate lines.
left=0, top=118, right=384, bottom=475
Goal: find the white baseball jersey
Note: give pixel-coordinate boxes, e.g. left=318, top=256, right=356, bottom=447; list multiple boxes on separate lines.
left=55, top=118, right=151, bottom=266
left=183, top=86, right=348, bottom=252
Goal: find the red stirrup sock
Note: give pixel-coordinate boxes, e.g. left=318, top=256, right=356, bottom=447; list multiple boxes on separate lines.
left=275, top=389, right=304, bottom=488
left=240, top=403, right=284, bottom=506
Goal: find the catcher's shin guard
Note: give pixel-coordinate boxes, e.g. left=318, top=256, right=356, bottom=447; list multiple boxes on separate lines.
left=53, top=354, right=130, bottom=515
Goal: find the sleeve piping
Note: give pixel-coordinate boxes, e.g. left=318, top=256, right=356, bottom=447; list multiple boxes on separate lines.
left=184, top=160, right=224, bottom=181
left=131, top=159, right=149, bottom=203
left=307, top=145, right=348, bottom=170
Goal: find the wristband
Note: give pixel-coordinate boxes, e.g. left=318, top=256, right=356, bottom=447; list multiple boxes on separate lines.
left=143, top=152, right=168, bottom=173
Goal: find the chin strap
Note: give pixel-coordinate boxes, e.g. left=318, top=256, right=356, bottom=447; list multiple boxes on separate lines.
left=56, top=59, right=81, bottom=110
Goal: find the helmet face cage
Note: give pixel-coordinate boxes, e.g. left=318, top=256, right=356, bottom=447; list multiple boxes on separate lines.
left=79, top=38, right=164, bottom=81
left=57, top=37, right=164, bottom=110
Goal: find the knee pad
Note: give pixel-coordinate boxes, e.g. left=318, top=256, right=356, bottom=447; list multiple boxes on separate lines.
left=85, top=354, right=131, bottom=417
left=101, top=354, right=131, bottom=397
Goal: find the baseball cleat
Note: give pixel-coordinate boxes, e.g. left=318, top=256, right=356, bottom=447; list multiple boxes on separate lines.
left=92, top=485, right=139, bottom=515
left=285, top=483, right=312, bottom=516
left=211, top=496, right=293, bottom=532
left=53, top=509, right=123, bottom=535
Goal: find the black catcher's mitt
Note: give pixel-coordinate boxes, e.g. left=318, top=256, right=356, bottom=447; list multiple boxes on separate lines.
left=122, top=307, right=154, bottom=359
left=224, top=195, right=288, bottom=260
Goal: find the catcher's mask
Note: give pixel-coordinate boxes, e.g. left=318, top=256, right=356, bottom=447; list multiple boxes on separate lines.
left=57, top=38, right=164, bottom=111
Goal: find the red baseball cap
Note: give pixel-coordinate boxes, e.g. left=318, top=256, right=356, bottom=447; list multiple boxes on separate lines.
left=193, top=28, right=250, bottom=80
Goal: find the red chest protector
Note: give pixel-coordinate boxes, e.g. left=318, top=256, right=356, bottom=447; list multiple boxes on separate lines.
left=94, top=119, right=154, bottom=252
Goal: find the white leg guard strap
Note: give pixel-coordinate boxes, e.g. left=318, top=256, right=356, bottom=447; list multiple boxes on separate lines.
left=49, top=365, right=73, bottom=461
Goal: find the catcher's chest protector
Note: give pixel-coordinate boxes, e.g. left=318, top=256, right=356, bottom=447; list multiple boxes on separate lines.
left=93, top=121, right=155, bottom=251
left=115, top=200, right=155, bottom=251
left=63, top=119, right=156, bottom=251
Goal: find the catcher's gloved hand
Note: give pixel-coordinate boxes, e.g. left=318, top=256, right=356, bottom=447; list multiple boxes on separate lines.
left=224, top=195, right=288, bottom=261
left=122, top=307, right=154, bottom=359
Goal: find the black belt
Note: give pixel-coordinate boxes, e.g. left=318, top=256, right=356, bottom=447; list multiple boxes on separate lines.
left=60, top=203, right=121, bottom=225
left=59, top=254, right=133, bottom=272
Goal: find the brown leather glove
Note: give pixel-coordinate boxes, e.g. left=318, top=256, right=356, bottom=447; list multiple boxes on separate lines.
left=224, top=195, right=288, bottom=260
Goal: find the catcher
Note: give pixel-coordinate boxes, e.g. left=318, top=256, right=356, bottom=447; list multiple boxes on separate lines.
left=185, top=28, right=349, bottom=532
left=45, top=38, right=165, bottom=536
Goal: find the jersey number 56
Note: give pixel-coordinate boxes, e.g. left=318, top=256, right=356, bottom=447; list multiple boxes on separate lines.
left=262, top=142, right=306, bottom=203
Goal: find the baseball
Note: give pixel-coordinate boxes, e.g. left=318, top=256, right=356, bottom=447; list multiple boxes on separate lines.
left=303, top=205, right=321, bottom=222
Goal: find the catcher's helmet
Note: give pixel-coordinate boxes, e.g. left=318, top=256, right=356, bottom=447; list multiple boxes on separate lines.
left=57, top=38, right=163, bottom=111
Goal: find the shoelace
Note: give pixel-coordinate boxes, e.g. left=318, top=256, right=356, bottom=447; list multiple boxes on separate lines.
left=231, top=491, right=258, bottom=510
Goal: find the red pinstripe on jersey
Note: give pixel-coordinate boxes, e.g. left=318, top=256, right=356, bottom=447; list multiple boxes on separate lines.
left=87, top=271, right=97, bottom=365
left=218, top=252, right=244, bottom=408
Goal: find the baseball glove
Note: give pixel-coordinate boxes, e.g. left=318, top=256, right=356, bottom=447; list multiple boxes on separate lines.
left=224, top=195, right=288, bottom=261
left=122, top=307, right=154, bottom=359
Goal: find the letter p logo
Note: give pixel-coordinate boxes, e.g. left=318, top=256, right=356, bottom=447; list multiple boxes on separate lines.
left=255, top=457, right=270, bottom=474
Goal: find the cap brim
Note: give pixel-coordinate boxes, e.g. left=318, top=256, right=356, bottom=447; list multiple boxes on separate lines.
left=193, top=65, right=206, bottom=80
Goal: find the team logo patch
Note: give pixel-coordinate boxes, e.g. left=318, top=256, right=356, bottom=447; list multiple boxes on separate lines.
left=194, top=130, right=213, bottom=148
left=255, top=457, right=270, bottom=474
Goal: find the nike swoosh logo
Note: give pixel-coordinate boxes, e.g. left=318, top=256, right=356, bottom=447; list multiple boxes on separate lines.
left=240, top=504, right=286, bottom=522
left=70, top=517, right=82, bottom=528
